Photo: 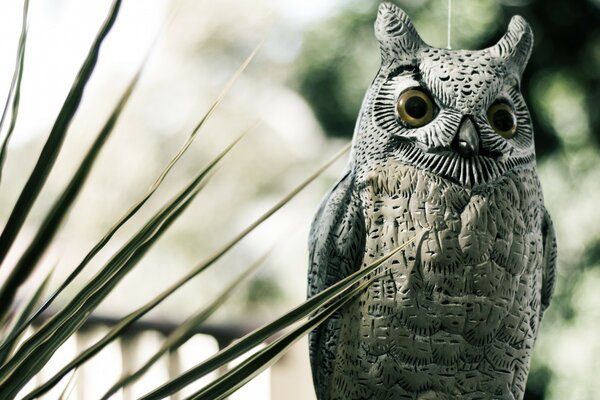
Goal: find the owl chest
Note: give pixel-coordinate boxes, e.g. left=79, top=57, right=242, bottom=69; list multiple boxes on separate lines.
left=353, top=162, right=545, bottom=341
left=360, top=163, right=542, bottom=297
left=329, top=163, right=546, bottom=397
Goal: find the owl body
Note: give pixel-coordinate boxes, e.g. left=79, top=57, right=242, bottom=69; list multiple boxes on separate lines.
left=308, top=4, right=556, bottom=400
left=327, top=163, right=545, bottom=400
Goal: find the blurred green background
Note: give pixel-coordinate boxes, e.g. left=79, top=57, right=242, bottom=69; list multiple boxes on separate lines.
left=0, top=0, right=598, bottom=399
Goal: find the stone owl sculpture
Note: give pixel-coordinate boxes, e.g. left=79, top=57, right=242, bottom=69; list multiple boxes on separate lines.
left=307, top=3, right=557, bottom=400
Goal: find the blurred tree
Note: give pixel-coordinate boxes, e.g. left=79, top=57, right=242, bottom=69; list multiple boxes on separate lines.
left=293, top=10, right=379, bottom=139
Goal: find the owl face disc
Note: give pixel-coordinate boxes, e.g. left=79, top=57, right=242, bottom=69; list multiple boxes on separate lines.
left=352, top=3, right=536, bottom=187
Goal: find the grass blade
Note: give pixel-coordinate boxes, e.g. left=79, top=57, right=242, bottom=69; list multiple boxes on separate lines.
left=160, top=41, right=262, bottom=185
left=100, top=252, right=267, bottom=399
left=189, top=278, right=376, bottom=400
left=0, top=137, right=241, bottom=397
left=0, top=125, right=244, bottom=365
left=0, top=0, right=123, bottom=267
left=0, top=185, right=202, bottom=398
left=76, top=142, right=349, bottom=391
left=0, top=268, right=52, bottom=366
left=57, top=370, right=77, bottom=400
left=0, top=53, right=147, bottom=321
left=139, top=234, right=418, bottom=400
left=25, top=251, right=267, bottom=400
left=134, top=141, right=351, bottom=327
left=0, top=0, right=29, bottom=184
left=24, top=142, right=349, bottom=399
left=12, top=42, right=262, bottom=340
left=146, top=42, right=262, bottom=196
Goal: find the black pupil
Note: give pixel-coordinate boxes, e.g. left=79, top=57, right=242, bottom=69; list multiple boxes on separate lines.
left=405, top=95, right=428, bottom=119
left=493, top=109, right=515, bottom=132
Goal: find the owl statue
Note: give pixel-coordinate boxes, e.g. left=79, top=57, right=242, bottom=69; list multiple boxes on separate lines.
left=307, top=3, right=557, bottom=400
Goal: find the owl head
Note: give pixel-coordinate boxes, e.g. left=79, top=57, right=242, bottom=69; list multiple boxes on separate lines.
left=352, top=3, right=536, bottom=186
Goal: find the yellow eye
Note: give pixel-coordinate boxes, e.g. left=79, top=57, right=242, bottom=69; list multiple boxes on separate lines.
left=487, top=103, right=517, bottom=139
left=396, top=89, right=434, bottom=128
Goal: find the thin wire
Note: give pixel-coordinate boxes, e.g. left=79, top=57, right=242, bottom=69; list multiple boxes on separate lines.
left=447, top=0, right=452, bottom=49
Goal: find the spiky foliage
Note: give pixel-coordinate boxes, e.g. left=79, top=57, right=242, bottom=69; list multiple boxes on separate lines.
left=0, top=1, right=416, bottom=398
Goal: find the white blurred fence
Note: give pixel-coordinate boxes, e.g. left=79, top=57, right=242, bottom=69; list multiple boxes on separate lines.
left=17, top=318, right=271, bottom=400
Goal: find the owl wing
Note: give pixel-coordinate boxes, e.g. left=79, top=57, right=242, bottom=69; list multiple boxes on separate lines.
left=307, top=169, right=366, bottom=399
left=541, top=207, right=557, bottom=314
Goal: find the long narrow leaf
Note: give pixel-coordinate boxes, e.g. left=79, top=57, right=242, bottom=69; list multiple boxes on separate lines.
left=139, top=234, right=419, bottom=400
left=0, top=187, right=195, bottom=397
left=100, top=252, right=267, bottom=399
left=157, top=41, right=262, bottom=189
left=20, top=143, right=349, bottom=398
left=124, top=142, right=351, bottom=348
left=0, top=268, right=52, bottom=366
left=190, top=277, right=376, bottom=400
left=18, top=190, right=203, bottom=400
left=54, top=141, right=346, bottom=390
left=14, top=42, right=262, bottom=339
left=0, top=129, right=242, bottom=365
left=0, top=0, right=123, bottom=267
left=0, top=140, right=346, bottom=398
left=57, top=370, right=77, bottom=400
left=0, top=137, right=241, bottom=397
left=25, top=251, right=267, bottom=400
left=0, top=0, right=30, bottom=183
left=0, top=184, right=203, bottom=398
left=0, top=52, right=147, bottom=321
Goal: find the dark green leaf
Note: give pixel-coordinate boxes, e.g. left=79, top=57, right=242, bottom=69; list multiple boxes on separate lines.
left=0, top=50, right=146, bottom=321
left=0, top=189, right=199, bottom=398
left=10, top=41, right=263, bottom=342
left=0, top=0, right=123, bottom=267
left=25, top=250, right=266, bottom=400
left=139, top=234, right=418, bottom=400
left=189, top=278, right=376, bottom=400
left=100, top=253, right=267, bottom=399
left=0, top=136, right=241, bottom=398
left=57, top=370, right=77, bottom=400
left=0, top=268, right=52, bottom=366
left=0, top=0, right=29, bottom=184
left=19, top=141, right=348, bottom=399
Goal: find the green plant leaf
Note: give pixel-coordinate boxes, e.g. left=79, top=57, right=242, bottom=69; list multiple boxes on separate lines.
left=0, top=0, right=123, bottom=267
left=0, top=51, right=146, bottom=321
left=0, top=0, right=29, bottom=184
left=189, top=277, right=377, bottom=400
left=0, top=35, right=260, bottom=382
left=25, top=251, right=267, bottom=400
left=99, top=252, right=267, bottom=399
left=0, top=268, right=53, bottom=366
left=0, top=135, right=242, bottom=398
left=139, top=234, right=418, bottom=400
left=0, top=187, right=201, bottom=398
left=57, top=370, right=77, bottom=400
left=18, top=141, right=349, bottom=399
left=9, top=40, right=263, bottom=342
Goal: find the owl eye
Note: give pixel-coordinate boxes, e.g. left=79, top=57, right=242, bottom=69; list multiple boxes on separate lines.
left=396, top=89, right=435, bottom=128
left=487, top=102, right=517, bottom=139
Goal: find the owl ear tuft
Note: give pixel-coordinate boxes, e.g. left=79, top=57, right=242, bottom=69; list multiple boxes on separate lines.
left=490, top=16, right=534, bottom=78
left=375, top=3, right=425, bottom=65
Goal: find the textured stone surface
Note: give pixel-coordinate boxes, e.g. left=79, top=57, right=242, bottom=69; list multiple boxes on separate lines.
left=307, top=3, right=556, bottom=400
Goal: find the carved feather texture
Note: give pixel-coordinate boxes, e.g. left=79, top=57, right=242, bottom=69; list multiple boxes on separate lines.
left=308, top=3, right=555, bottom=400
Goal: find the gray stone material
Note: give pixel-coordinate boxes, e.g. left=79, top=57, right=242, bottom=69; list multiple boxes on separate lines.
left=307, top=3, right=556, bottom=400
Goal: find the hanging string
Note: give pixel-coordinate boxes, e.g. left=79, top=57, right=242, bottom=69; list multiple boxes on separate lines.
left=447, top=0, right=452, bottom=49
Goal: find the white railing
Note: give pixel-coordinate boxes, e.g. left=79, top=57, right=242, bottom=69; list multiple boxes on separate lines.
left=17, top=320, right=271, bottom=400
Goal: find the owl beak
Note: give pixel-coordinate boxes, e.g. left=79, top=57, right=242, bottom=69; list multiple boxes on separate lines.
left=453, top=117, right=480, bottom=157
